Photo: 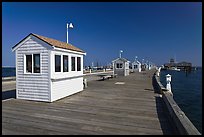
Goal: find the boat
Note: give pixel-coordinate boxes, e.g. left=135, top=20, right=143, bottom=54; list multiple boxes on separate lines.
left=171, top=67, right=180, bottom=71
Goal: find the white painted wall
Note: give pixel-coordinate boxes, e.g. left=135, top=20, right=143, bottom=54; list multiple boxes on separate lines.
left=51, top=77, right=83, bottom=102
left=132, top=61, right=141, bottom=72
left=125, top=62, right=130, bottom=76
left=113, top=59, right=129, bottom=76
left=15, top=37, right=50, bottom=102
left=50, top=50, right=84, bottom=102
left=50, top=50, right=83, bottom=80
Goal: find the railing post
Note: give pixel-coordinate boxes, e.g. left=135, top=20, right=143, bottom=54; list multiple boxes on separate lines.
left=166, top=74, right=172, bottom=93
left=83, top=78, right=87, bottom=88
left=157, top=67, right=161, bottom=77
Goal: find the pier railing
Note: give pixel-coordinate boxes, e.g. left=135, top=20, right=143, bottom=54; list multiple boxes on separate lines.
left=153, top=69, right=201, bottom=135
left=2, top=76, right=16, bottom=82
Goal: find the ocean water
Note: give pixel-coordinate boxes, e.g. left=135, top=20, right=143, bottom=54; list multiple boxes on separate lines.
left=2, top=67, right=16, bottom=77
left=160, top=67, right=202, bottom=134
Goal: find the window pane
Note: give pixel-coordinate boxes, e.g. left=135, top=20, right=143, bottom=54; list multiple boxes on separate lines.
left=26, top=55, right=32, bottom=73
left=63, top=55, right=68, bottom=72
left=71, top=57, right=75, bottom=71
left=116, top=63, right=123, bottom=68
left=77, top=57, right=81, bottom=71
left=34, top=54, right=40, bottom=73
left=55, top=55, right=61, bottom=72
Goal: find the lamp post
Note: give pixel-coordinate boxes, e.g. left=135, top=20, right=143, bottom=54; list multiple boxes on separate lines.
left=119, top=50, right=123, bottom=58
left=135, top=56, right=138, bottom=61
left=67, top=22, right=74, bottom=44
left=142, top=59, right=144, bottom=64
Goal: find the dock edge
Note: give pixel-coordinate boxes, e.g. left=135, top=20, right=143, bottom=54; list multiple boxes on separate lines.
left=153, top=69, right=201, bottom=135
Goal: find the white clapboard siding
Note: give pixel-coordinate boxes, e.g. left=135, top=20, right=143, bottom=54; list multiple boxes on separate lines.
left=17, top=84, right=49, bottom=89
left=17, top=96, right=49, bottom=102
left=51, top=77, right=83, bottom=102
left=16, top=37, right=50, bottom=102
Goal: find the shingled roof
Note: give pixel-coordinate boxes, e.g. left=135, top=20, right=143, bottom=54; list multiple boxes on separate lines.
left=12, top=33, right=85, bottom=53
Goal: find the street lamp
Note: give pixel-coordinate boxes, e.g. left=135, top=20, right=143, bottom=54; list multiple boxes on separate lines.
left=67, top=22, right=74, bottom=44
left=142, top=59, right=144, bottom=64
left=135, top=56, right=138, bottom=61
left=119, top=50, right=123, bottom=58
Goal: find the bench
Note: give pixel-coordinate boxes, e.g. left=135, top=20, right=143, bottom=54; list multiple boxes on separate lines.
left=97, top=74, right=111, bottom=80
left=97, top=74, right=118, bottom=80
left=102, top=75, right=112, bottom=80
left=111, top=74, right=117, bottom=78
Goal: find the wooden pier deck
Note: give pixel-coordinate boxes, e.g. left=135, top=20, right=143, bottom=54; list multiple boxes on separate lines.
left=2, top=69, right=176, bottom=135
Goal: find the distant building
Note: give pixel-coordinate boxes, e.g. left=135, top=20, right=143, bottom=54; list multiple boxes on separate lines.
left=164, top=59, right=192, bottom=71
left=12, top=33, right=86, bottom=102
left=170, top=58, right=175, bottom=64
left=177, top=61, right=192, bottom=71
left=112, top=57, right=130, bottom=76
left=132, top=60, right=141, bottom=72
left=142, top=62, right=149, bottom=71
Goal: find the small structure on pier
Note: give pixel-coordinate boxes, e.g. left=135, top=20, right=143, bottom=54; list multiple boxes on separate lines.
left=132, top=56, right=141, bottom=72
left=142, top=62, right=149, bottom=71
left=112, top=57, right=130, bottom=76
left=12, top=33, right=86, bottom=102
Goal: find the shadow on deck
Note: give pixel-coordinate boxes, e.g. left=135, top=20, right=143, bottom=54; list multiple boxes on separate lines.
left=152, top=75, right=177, bottom=135
left=2, top=90, right=16, bottom=101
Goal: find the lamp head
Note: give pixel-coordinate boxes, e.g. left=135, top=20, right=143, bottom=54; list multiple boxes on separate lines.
left=166, top=74, right=171, bottom=82
left=69, top=23, right=74, bottom=28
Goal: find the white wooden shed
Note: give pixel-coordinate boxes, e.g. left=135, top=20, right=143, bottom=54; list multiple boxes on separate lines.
left=132, top=60, right=141, bottom=72
left=12, top=33, right=86, bottom=102
left=145, top=63, right=149, bottom=70
left=112, top=58, right=130, bottom=76
left=148, top=63, right=152, bottom=70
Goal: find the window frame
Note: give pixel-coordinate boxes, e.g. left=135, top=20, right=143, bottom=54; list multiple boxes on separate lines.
left=55, top=54, right=61, bottom=73
left=25, top=54, right=32, bottom=73
left=77, top=57, right=81, bottom=71
left=116, top=63, right=123, bottom=69
left=71, top=56, right=76, bottom=71
left=63, top=55, right=69, bottom=72
left=33, top=54, right=41, bottom=73
left=24, top=53, right=41, bottom=74
left=134, top=64, right=138, bottom=69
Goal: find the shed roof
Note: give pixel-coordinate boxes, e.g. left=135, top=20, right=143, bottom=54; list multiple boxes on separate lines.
left=112, top=57, right=130, bottom=62
left=12, top=33, right=85, bottom=53
left=132, top=60, right=141, bottom=64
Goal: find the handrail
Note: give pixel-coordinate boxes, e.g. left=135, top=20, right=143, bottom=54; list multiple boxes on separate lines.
left=153, top=69, right=201, bottom=135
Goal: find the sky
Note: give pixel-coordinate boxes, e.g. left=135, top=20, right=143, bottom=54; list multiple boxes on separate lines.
left=2, top=2, right=202, bottom=67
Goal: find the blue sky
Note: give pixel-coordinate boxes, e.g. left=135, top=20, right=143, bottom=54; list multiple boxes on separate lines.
left=2, top=2, right=202, bottom=67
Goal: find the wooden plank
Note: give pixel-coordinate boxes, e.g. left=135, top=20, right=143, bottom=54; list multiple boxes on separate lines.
left=3, top=100, right=171, bottom=134
left=2, top=110, right=164, bottom=135
left=2, top=69, right=176, bottom=135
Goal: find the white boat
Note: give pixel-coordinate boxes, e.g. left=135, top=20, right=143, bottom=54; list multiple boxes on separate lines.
left=171, top=67, right=180, bottom=71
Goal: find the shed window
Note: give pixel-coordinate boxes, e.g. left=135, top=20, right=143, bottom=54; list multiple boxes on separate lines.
left=71, top=57, right=76, bottom=71
left=134, top=65, right=138, bottom=69
left=55, top=55, right=61, bottom=72
left=34, top=54, right=40, bottom=73
left=63, top=55, right=68, bottom=72
left=116, top=63, right=123, bottom=69
left=77, top=57, right=81, bottom=71
left=26, top=55, right=32, bottom=73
